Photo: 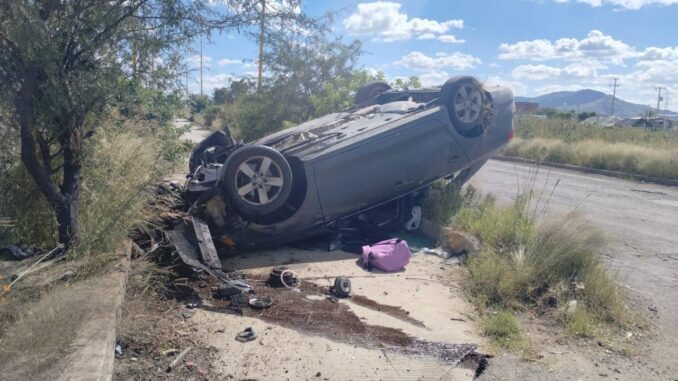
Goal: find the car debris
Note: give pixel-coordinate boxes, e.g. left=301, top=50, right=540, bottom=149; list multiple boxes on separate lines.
left=167, top=346, right=193, bottom=371
left=332, top=276, right=352, bottom=298
left=267, top=265, right=300, bottom=289
left=248, top=296, right=273, bottom=309
left=361, top=239, right=411, bottom=272
left=235, top=327, right=257, bottom=343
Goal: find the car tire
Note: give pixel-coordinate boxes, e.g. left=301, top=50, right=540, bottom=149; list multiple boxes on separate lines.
left=440, top=76, right=485, bottom=133
left=355, top=81, right=391, bottom=105
left=220, top=145, right=293, bottom=217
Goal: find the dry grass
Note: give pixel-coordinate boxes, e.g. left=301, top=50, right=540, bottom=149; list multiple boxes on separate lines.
left=0, top=280, right=93, bottom=381
left=425, top=178, right=631, bottom=347
left=505, top=137, right=678, bottom=179
left=514, top=116, right=678, bottom=149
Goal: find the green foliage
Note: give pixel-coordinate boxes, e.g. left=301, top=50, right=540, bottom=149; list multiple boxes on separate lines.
left=310, top=70, right=385, bottom=117
left=482, top=310, right=528, bottom=351
left=190, top=94, right=212, bottom=114
left=577, top=111, right=597, bottom=121
left=202, top=105, right=223, bottom=128
left=537, top=107, right=576, bottom=119
left=425, top=184, right=629, bottom=335
left=392, top=76, right=422, bottom=89
left=217, top=28, right=364, bottom=141
left=213, top=87, right=229, bottom=104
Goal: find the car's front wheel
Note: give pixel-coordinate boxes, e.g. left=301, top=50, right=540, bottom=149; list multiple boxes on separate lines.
left=220, top=145, right=293, bottom=218
left=355, top=81, right=391, bottom=105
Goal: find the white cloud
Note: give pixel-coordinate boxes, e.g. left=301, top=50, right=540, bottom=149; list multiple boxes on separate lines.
left=437, top=35, right=466, bottom=44
left=512, top=62, right=606, bottom=80
left=499, top=30, right=635, bottom=65
left=217, top=58, right=242, bottom=66
left=418, top=71, right=450, bottom=87
left=396, top=51, right=481, bottom=71
left=343, top=2, right=463, bottom=41
left=187, top=55, right=212, bottom=68
left=556, top=0, right=678, bottom=9
left=417, top=33, right=437, bottom=40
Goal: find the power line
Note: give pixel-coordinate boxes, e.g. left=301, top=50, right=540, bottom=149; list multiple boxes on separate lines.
left=609, top=78, right=620, bottom=116
left=655, top=86, right=665, bottom=115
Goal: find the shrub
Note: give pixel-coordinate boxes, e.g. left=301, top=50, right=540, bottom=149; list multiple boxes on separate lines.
left=425, top=183, right=630, bottom=337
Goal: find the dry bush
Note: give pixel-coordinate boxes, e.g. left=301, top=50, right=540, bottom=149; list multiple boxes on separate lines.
left=425, top=181, right=630, bottom=340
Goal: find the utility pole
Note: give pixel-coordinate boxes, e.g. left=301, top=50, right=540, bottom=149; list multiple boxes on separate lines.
left=257, top=0, right=266, bottom=91
left=609, top=78, right=619, bottom=116
left=200, top=34, right=203, bottom=97
left=655, top=86, right=665, bottom=115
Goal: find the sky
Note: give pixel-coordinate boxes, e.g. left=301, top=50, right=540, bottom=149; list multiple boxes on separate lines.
left=189, top=0, right=678, bottom=111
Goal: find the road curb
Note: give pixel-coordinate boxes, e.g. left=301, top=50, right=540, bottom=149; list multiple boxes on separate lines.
left=56, top=241, right=131, bottom=381
left=492, top=155, right=678, bottom=187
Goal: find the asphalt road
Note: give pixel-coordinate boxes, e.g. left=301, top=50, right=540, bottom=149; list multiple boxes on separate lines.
left=470, top=159, right=678, bottom=366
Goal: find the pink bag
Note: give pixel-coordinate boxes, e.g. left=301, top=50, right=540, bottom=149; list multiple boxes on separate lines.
left=362, top=239, right=411, bottom=272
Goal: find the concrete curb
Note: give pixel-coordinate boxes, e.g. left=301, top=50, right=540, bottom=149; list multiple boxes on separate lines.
left=56, top=241, right=131, bottom=381
left=492, top=155, right=678, bottom=187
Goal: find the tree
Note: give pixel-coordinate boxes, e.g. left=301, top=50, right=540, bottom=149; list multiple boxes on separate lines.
left=213, top=87, right=229, bottom=104
left=0, top=1, right=257, bottom=250
left=392, top=76, right=422, bottom=89
left=310, top=70, right=385, bottom=116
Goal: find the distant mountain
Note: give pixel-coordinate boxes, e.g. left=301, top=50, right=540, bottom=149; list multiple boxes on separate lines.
left=515, top=89, right=678, bottom=118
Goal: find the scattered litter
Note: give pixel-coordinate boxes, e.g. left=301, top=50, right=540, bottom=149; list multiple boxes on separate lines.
left=249, top=296, right=273, bottom=309
left=0, top=244, right=38, bottom=260
left=566, top=300, right=578, bottom=315
left=362, top=239, right=411, bottom=272
left=332, top=276, right=352, bottom=298
left=267, top=266, right=300, bottom=288
left=185, top=301, right=199, bottom=309
left=403, top=205, right=422, bottom=231
left=229, top=293, right=247, bottom=307
left=115, top=344, right=123, bottom=356
left=181, top=310, right=195, bottom=319
left=235, top=327, right=257, bottom=343
left=161, top=348, right=180, bottom=356
left=444, top=253, right=467, bottom=266
left=216, top=284, right=244, bottom=299
left=167, top=346, right=193, bottom=371
left=417, top=247, right=452, bottom=259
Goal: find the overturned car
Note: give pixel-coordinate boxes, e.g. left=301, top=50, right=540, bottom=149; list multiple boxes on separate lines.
left=182, top=76, right=514, bottom=252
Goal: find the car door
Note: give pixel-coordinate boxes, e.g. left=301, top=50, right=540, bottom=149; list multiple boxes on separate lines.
left=313, top=131, right=409, bottom=219
left=397, top=116, right=470, bottom=189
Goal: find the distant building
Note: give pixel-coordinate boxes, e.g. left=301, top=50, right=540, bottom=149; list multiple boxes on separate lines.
left=617, top=117, right=673, bottom=129
left=515, top=102, right=539, bottom=114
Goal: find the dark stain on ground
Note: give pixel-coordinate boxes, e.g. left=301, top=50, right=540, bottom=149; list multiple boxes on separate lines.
left=189, top=274, right=487, bottom=375
left=349, top=294, right=426, bottom=328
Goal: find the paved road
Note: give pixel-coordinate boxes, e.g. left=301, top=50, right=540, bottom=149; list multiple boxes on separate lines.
left=470, top=159, right=678, bottom=366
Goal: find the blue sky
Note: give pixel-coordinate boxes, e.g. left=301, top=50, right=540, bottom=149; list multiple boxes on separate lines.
left=190, top=0, right=678, bottom=110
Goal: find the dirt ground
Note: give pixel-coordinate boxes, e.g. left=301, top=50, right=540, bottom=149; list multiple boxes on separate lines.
left=115, top=248, right=487, bottom=380
left=470, top=160, right=678, bottom=381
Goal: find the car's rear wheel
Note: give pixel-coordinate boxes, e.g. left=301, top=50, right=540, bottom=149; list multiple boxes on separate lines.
left=355, top=81, right=391, bottom=105
left=220, top=145, right=293, bottom=217
left=440, top=76, right=485, bottom=133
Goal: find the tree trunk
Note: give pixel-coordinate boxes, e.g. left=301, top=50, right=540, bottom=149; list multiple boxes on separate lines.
left=15, top=68, right=81, bottom=250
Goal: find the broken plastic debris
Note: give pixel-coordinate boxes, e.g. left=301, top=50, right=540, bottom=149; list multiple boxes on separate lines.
left=235, top=327, right=257, bottom=342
